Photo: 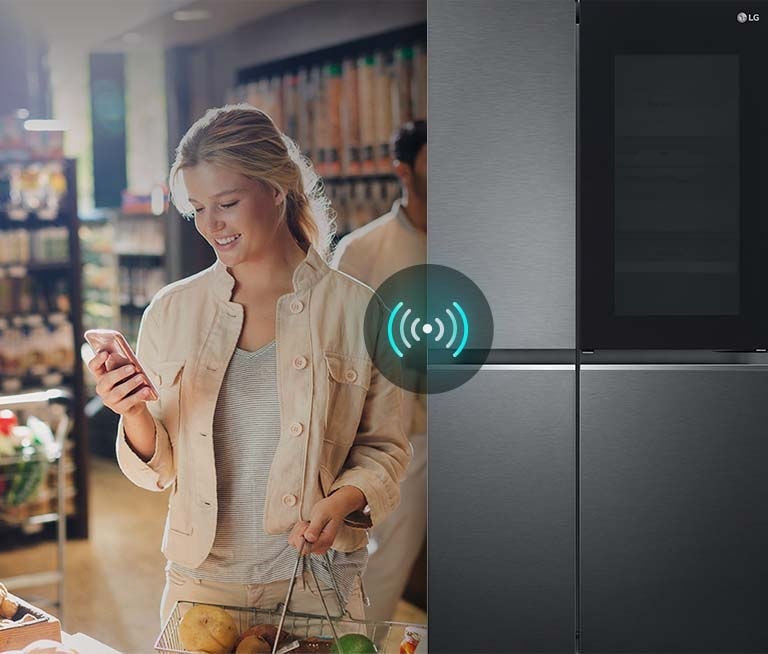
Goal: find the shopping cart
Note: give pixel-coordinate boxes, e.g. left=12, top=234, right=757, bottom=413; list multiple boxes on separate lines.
left=0, top=388, right=73, bottom=623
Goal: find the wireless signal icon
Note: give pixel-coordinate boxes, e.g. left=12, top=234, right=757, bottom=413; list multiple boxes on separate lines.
left=364, top=264, right=493, bottom=393
left=387, top=300, right=469, bottom=358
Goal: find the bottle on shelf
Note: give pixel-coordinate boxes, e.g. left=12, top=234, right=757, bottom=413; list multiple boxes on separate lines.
left=227, top=34, right=426, bottom=182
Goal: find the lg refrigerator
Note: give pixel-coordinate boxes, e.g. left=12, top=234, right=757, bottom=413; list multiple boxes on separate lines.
left=429, top=1, right=768, bottom=652
left=579, top=2, right=768, bottom=652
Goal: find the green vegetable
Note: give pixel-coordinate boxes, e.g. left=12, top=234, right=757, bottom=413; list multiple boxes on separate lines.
left=330, top=634, right=377, bottom=654
left=5, top=457, right=47, bottom=506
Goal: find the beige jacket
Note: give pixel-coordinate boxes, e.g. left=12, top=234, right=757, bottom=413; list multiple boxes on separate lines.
left=115, top=246, right=410, bottom=569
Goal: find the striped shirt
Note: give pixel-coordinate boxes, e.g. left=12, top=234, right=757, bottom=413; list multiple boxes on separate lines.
left=171, top=341, right=367, bottom=603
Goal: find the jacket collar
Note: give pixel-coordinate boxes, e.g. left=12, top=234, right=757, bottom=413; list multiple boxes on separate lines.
left=210, top=245, right=330, bottom=302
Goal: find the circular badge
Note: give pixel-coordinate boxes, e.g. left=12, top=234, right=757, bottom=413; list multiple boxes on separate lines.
left=364, top=264, right=494, bottom=394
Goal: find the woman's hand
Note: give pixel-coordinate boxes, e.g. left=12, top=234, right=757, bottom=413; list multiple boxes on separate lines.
left=87, top=351, right=153, bottom=417
left=288, top=486, right=367, bottom=555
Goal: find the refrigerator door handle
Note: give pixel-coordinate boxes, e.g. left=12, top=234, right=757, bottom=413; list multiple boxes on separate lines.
left=428, top=364, right=577, bottom=371
left=581, top=364, right=768, bottom=371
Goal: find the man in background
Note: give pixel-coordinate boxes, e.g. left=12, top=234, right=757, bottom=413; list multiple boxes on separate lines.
left=331, top=120, right=427, bottom=622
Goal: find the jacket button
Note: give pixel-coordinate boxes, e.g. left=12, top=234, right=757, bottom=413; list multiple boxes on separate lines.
left=289, top=421, right=304, bottom=436
left=293, top=355, right=308, bottom=370
left=344, top=369, right=358, bottom=383
left=282, top=494, right=297, bottom=507
left=290, top=300, right=304, bottom=314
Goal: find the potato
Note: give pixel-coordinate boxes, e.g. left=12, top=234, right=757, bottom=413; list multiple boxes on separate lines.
left=235, top=635, right=271, bottom=653
left=178, top=605, right=239, bottom=654
left=236, top=624, right=291, bottom=648
left=1, top=597, right=20, bottom=619
left=0, top=583, right=18, bottom=619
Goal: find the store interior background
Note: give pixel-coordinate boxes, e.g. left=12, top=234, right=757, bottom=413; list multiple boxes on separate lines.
left=0, top=0, right=426, bottom=649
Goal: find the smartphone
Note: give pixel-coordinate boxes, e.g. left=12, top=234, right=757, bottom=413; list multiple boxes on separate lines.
left=83, top=329, right=159, bottom=401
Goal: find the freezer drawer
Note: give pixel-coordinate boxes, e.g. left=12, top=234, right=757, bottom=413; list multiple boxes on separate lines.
left=428, top=0, right=576, bottom=349
left=581, top=366, right=768, bottom=653
left=430, top=367, right=576, bottom=653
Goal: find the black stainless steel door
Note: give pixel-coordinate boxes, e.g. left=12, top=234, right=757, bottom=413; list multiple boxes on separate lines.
left=430, top=367, right=576, bottom=653
left=580, top=1, right=768, bottom=349
left=581, top=365, right=768, bottom=653
left=430, top=0, right=575, bottom=350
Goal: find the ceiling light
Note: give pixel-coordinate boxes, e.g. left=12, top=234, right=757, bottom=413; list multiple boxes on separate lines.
left=24, top=120, right=67, bottom=132
left=15, top=108, right=30, bottom=119
left=172, top=9, right=211, bottom=21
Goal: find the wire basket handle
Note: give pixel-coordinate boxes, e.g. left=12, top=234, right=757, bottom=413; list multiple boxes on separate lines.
left=273, top=539, right=357, bottom=654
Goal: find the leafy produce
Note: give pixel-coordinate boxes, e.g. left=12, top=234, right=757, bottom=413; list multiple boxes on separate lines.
left=0, top=412, right=56, bottom=507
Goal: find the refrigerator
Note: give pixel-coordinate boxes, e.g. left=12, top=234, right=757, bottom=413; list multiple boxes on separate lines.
left=429, top=2, right=576, bottom=652
left=578, top=2, right=768, bottom=652
left=429, top=1, right=768, bottom=652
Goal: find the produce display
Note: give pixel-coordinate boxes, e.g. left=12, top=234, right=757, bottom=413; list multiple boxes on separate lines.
left=0, top=583, right=62, bottom=642
left=0, top=410, right=57, bottom=508
left=177, top=608, right=380, bottom=654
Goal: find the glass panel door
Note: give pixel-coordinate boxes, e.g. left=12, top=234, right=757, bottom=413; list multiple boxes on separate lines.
left=580, top=1, right=768, bottom=350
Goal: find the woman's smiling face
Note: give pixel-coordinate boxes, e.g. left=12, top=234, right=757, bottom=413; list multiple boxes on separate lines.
left=183, top=161, right=283, bottom=267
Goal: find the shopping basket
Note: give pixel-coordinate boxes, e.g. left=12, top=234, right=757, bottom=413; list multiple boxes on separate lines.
left=155, top=541, right=426, bottom=653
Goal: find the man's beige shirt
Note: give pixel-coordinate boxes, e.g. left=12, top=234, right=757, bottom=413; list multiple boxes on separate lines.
left=332, top=200, right=427, bottom=436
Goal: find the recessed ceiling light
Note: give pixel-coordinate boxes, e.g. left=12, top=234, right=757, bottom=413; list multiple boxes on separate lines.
left=173, top=9, right=211, bottom=21
left=15, top=108, right=30, bottom=119
left=122, top=32, right=142, bottom=45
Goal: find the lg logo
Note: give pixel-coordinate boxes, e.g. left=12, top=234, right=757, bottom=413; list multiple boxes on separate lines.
left=737, top=11, right=760, bottom=22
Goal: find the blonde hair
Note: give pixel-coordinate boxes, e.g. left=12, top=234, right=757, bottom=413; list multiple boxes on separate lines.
left=169, top=103, right=336, bottom=259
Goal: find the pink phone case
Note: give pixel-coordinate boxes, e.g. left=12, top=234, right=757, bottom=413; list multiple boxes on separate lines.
left=84, top=329, right=159, bottom=401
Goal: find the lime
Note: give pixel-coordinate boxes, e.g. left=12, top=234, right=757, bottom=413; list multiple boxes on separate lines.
left=330, top=633, right=377, bottom=654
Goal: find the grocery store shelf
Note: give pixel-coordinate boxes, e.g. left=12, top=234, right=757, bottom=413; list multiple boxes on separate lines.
left=1, top=158, right=89, bottom=541
left=25, top=512, right=60, bottom=526
left=0, top=388, right=72, bottom=407
left=0, top=261, right=70, bottom=275
left=324, top=174, right=398, bottom=183
left=116, top=251, right=164, bottom=258
left=0, top=210, right=73, bottom=226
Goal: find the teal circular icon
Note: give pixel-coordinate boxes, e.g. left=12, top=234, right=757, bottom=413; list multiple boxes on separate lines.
left=364, top=264, right=494, bottom=394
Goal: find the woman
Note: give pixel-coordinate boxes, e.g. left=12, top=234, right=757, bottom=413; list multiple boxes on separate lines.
left=87, top=104, right=410, bottom=625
